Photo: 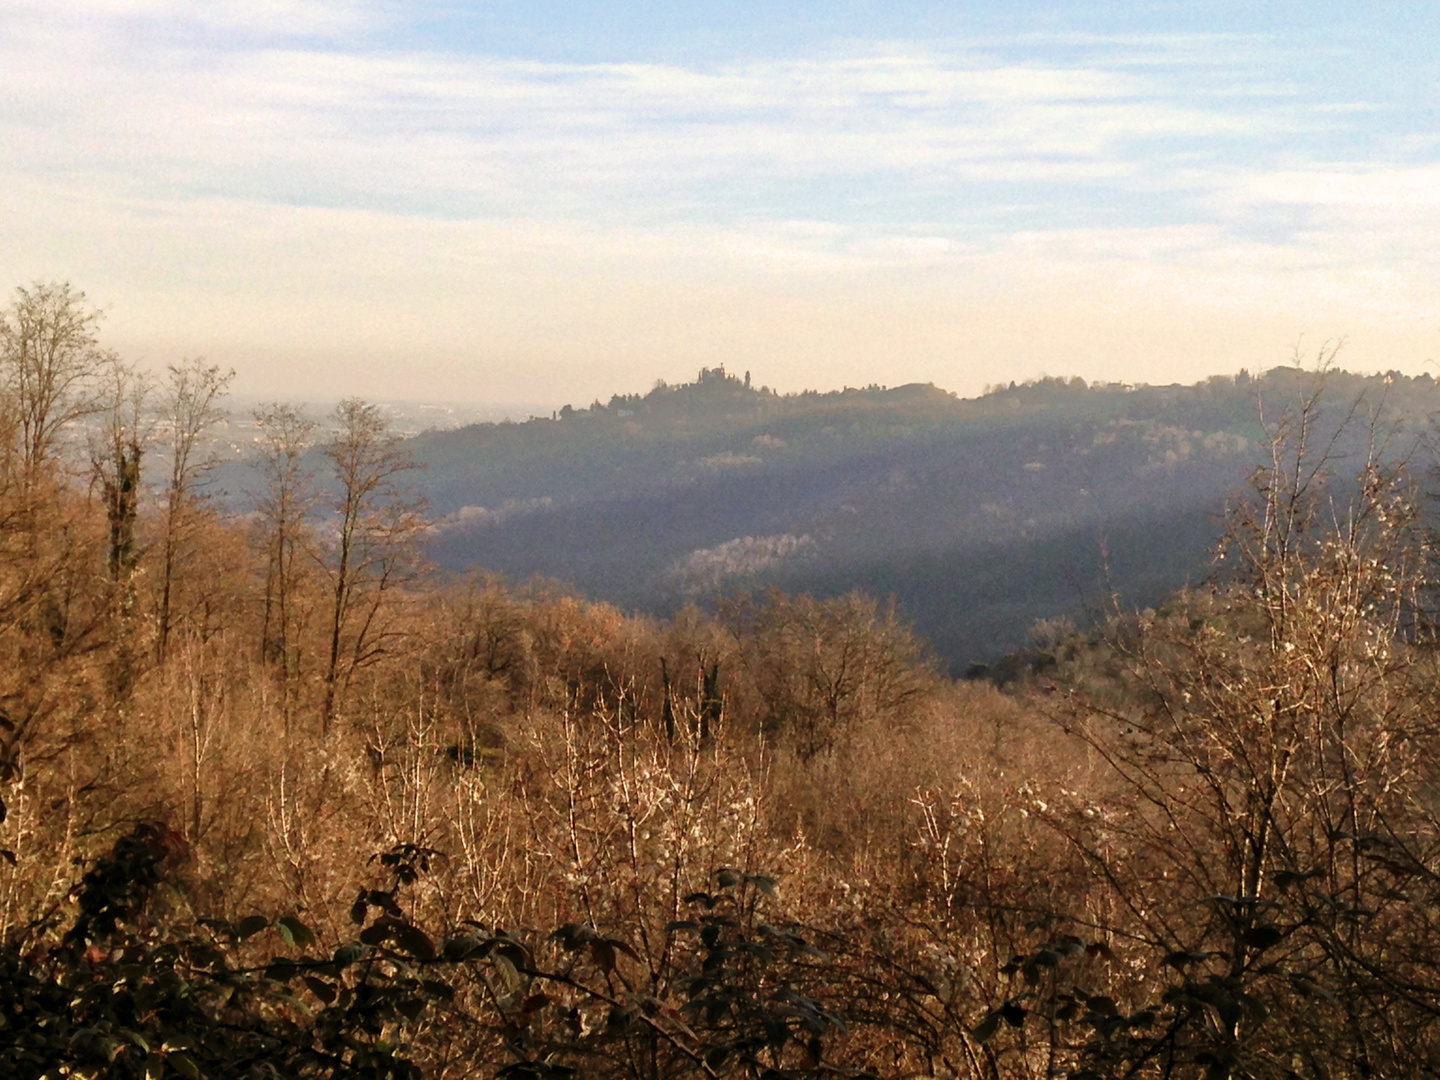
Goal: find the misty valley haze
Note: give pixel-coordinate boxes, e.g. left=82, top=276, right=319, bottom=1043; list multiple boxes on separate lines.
left=400, top=363, right=1428, bottom=673
left=86, top=357, right=1438, bottom=673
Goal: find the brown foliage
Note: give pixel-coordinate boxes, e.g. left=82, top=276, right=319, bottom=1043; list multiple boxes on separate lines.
left=3, top=327, right=1440, bottom=1078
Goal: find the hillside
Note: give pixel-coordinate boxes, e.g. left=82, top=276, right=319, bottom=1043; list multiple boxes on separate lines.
left=9, top=284, right=1440, bottom=1078
left=415, top=365, right=1437, bottom=673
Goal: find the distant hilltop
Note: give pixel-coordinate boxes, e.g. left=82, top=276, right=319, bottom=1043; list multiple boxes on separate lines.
left=467, top=362, right=1437, bottom=436
left=409, top=362, right=1435, bottom=674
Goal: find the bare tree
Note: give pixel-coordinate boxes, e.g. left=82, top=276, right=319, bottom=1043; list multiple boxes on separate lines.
left=728, top=590, right=933, bottom=758
left=0, top=285, right=112, bottom=662
left=255, top=403, right=315, bottom=700
left=0, top=286, right=117, bottom=806
left=154, top=358, right=234, bottom=664
left=320, top=398, right=426, bottom=731
left=90, top=358, right=153, bottom=588
left=1039, top=388, right=1440, bottom=1076
left=0, top=284, right=113, bottom=659
left=0, top=282, right=109, bottom=490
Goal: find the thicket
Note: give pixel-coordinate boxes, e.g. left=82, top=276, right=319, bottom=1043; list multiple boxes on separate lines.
left=3, top=283, right=1440, bottom=1078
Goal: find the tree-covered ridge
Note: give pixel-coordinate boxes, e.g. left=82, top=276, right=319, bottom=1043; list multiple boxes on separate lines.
left=417, top=362, right=1437, bottom=673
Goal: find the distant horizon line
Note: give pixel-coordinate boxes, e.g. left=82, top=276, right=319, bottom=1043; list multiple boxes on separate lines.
left=220, top=359, right=1433, bottom=421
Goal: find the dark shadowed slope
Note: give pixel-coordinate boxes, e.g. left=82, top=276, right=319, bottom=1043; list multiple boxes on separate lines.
left=407, top=366, right=1436, bottom=674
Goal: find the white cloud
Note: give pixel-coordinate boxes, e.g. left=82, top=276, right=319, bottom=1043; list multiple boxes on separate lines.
left=0, top=16, right=1333, bottom=223
left=2, top=0, right=375, bottom=37
left=2, top=174, right=1430, bottom=405
left=1236, top=165, right=1440, bottom=209
left=0, top=7, right=1434, bottom=400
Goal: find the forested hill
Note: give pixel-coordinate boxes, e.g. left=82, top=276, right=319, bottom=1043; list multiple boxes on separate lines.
left=415, top=365, right=1439, bottom=673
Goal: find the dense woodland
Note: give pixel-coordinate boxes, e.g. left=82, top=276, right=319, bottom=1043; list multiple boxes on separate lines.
left=6, top=281, right=1440, bottom=1079
left=412, top=360, right=1439, bottom=674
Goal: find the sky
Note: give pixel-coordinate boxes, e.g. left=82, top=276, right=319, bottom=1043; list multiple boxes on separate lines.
left=1, top=1, right=1437, bottom=406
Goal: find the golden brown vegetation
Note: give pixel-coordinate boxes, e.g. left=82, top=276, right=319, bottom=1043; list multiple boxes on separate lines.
left=3, top=284, right=1440, bottom=1079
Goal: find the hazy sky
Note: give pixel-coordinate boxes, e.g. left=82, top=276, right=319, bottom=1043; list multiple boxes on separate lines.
left=2, top=1, right=1437, bottom=405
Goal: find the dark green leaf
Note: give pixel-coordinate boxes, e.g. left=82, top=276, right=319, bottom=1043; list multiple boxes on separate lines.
left=370, top=889, right=403, bottom=916
left=266, top=959, right=299, bottom=982
left=277, top=916, right=317, bottom=949
left=1086, top=995, right=1118, bottom=1017
left=236, top=915, right=270, bottom=941
left=303, top=976, right=337, bottom=1004
left=551, top=923, right=595, bottom=951
left=589, top=940, right=617, bottom=974
left=972, top=1011, right=1001, bottom=1043
left=393, top=921, right=436, bottom=960
left=443, top=935, right=482, bottom=962
left=1241, top=925, right=1283, bottom=951
left=495, top=941, right=531, bottom=969
left=745, top=873, right=778, bottom=896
